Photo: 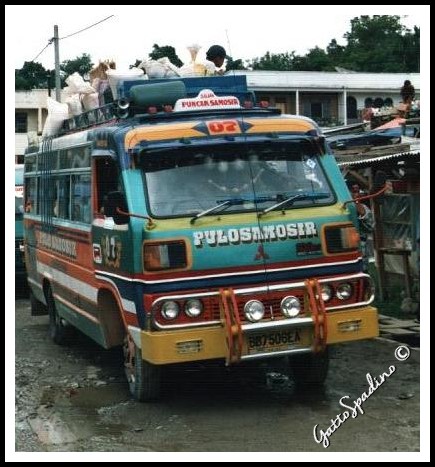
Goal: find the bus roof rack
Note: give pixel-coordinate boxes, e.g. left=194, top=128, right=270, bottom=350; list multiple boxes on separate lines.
left=59, top=103, right=119, bottom=136
left=56, top=75, right=278, bottom=137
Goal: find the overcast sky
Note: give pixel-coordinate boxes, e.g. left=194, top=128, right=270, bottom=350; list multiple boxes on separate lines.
left=6, top=5, right=426, bottom=71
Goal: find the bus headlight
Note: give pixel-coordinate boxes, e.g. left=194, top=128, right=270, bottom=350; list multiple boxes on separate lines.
left=161, top=301, right=180, bottom=320
left=320, top=284, right=333, bottom=302
left=336, top=283, right=353, bottom=300
left=280, top=296, right=301, bottom=318
left=184, top=299, right=203, bottom=318
left=244, top=300, right=265, bottom=322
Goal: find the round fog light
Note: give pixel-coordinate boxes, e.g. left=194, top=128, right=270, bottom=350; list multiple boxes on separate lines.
left=280, top=296, right=301, bottom=318
left=244, top=300, right=265, bottom=322
left=185, top=299, right=203, bottom=318
left=320, top=284, right=333, bottom=302
left=336, top=283, right=353, bottom=300
left=161, top=301, right=180, bottom=320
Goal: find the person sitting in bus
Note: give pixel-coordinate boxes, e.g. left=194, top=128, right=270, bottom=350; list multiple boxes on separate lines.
left=53, top=199, right=59, bottom=217
left=25, top=199, right=33, bottom=213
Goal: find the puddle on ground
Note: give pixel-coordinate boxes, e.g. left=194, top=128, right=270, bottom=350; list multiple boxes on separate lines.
left=66, top=384, right=130, bottom=409
left=35, top=384, right=132, bottom=443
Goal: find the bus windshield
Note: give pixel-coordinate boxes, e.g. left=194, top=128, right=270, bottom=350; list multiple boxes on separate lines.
left=140, top=141, right=335, bottom=218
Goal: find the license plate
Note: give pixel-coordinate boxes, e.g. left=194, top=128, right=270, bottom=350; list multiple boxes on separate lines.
left=247, top=329, right=302, bottom=355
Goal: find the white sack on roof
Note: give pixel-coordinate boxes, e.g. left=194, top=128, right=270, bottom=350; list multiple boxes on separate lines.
left=42, top=97, right=69, bottom=137
left=65, top=72, right=96, bottom=94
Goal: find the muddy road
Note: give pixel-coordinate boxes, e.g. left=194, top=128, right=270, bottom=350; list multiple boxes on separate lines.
left=13, top=296, right=420, bottom=454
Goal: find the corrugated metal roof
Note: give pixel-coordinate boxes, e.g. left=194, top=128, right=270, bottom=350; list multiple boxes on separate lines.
left=337, top=149, right=420, bottom=167
left=229, top=71, right=420, bottom=92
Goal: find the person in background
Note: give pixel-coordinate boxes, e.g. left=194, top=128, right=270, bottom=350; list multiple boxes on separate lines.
left=351, top=184, right=374, bottom=271
left=400, top=80, right=416, bottom=105
left=205, top=45, right=227, bottom=75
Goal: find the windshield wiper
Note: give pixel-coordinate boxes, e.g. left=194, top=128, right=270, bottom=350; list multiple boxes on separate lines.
left=258, top=192, right=330, bottom=218
left=190, top=196, right=274, bottom=224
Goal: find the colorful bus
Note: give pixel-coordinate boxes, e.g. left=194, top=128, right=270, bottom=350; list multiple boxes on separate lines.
left=24, top=76, right=379, bottom=400
left=15, top=164, right=26, bottom=280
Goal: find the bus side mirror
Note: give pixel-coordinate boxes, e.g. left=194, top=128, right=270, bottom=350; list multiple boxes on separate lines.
left=104, top=191, right=129, bottom=225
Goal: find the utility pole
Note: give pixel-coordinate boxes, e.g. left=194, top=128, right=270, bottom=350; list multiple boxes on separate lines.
left=53, top=25, right=61, bottom=102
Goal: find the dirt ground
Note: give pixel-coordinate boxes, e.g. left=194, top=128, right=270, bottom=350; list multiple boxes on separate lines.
left=12, top=293, right=423, bottom=458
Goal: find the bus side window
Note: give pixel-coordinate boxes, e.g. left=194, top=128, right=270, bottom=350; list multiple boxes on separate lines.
left=58, top=176, right=70, bottom=219
left=72, top=174, right=91, bottom=223
left=95, top=158, right=120, bottom=215
left=25, top=177, right=37, bottom=213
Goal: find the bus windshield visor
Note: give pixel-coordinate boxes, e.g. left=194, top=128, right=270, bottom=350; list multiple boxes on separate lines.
left=140, top=142, right=335, bottom=218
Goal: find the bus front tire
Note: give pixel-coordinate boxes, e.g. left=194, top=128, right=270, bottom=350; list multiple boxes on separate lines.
left=46, top=286, right=69, bottom=345
left=290, top=349, right=329, bottom=386
left=123, top=334, right=161, bottom=402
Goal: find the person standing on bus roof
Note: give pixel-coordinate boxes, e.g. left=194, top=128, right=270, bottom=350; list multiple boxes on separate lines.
left=205, top=45, right=227, bottom=75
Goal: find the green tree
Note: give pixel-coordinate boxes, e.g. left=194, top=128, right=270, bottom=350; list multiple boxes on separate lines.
left=245, top=16, right=419, bottom=73
left=293, top=47, right=334, bottom=71
left=149, top=44, right=183, bottom=67
left=60, top=53, right=94, bottom=78
left=340, top=15, right=415, bottom=72
left=401, top=26, right=420, bottom=72
left=15, top=61, right=50, bottom=90
left=249, top=51, right=297, bottom=71
left=226, top=56, right=246, bottom=71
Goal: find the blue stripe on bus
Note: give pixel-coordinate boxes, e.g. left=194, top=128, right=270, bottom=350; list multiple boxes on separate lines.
left=97, top=261, right=362, bottom=296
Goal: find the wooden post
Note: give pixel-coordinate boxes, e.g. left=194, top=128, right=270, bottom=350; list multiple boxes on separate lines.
left=371, top=168, right=387, bottom=301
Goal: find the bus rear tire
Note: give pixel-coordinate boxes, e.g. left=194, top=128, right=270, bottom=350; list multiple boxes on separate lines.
left=290, top=348, right=329, bottom=386
left=30, top=288, right=48, bottom=316
left=123, top=334, right=161, bottom=401
left=46, top=286, right=70, bottom=345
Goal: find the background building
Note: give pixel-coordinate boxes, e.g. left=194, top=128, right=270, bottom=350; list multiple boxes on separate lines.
left=15, top=89, right=68, bottom=163
left=231, top=70, right=420, bottom=126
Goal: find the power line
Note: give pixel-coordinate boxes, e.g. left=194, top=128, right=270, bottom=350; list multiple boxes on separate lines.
left=31, top=41, right=52, bottom=63
left=59, top=15, right=114, bottom=40
left=28, top=15, right=113, bottom=63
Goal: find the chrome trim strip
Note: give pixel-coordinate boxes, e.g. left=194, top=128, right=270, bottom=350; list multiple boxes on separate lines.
left=241, top=347, right=312, bottom=361
left=152, top=291, right=218, bottom=304
left=27, top=277, right=42, bottom=289
left=153, top=320, right=222, bottom=331
left=241, top=317, right=313, bottom=332
left=326, top=295, right=375, bottom=310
